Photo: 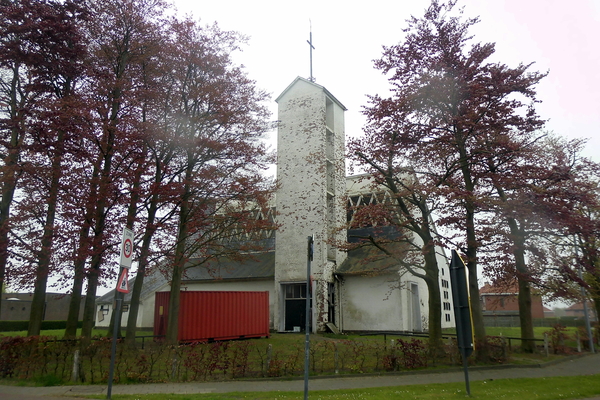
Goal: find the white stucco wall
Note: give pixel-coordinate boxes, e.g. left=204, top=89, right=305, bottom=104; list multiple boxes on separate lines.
left=95, top=301, right=145, bottom=329
left=339, top=271, right=429, bottom=332
left=274, top=77, right=347, bottom=332
left=340, top=274, right=404, bottom=331
left=436, top=247, right=455, bottom=329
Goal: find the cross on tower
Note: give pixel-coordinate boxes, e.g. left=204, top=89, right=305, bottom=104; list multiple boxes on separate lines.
left=307, top=22, right=315, bottom=82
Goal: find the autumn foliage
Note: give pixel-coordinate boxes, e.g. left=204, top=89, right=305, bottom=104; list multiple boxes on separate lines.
left=352, top=0, right=600, bottom=357
left=0, top=0, right=275, bottom=341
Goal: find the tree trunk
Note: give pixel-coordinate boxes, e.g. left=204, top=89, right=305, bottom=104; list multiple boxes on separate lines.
left=0, top=64, right=27, bottom=320
left=166, top=213, right=188, bottom=345
left=509, top=220, right=535, bottom=353
left=0, top=167, right=17, bottom=321
left=80, top=261, right=99, bottom=346
left=81, top=137, right=114, bottom=342
left=465, top=204, right=488, bottom=361
left=517, top=277, right=535, bottom=352
left=166, top=164, right=192, bottom=345
left=423, top=247, right=444, bottom=356
left=458, top=138, right=487, bottom=361
left=64, top=264, right=84, bottom=339
left=125, top=200, right=158, bottom=345
left=29, top=130, right=65, bottom=336
left=166, top=242, right=185, bottom=344
left=64, top=211, right=94, bottom=339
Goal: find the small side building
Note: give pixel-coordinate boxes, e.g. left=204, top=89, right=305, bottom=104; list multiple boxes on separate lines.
left=1, top=293, right=85, bottom=321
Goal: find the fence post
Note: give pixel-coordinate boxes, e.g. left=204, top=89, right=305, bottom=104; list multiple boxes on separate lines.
left=171, top=356, right=177, bottom=380
left=334, top=342, right=339, bottom=374
left=544, top=332, right=549, bottom=357
left=266, top=344, right=272, bottom=375
left=501, top=337, right=507, bottom=359
left=71, top=349, right=80, bottom=382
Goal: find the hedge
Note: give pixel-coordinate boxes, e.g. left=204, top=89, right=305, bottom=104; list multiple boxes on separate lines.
left=0, top=320, right=84, bottom=332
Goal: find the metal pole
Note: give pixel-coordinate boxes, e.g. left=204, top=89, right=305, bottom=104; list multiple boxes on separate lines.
left=461, top=348, right=471, bottom=396
left=106, top=297, right=122, bottom=399
left=304, top=235, right=313, bottom=400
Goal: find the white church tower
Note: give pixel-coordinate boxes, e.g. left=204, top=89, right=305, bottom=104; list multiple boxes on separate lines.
left=274, top=77, right=347, bottom=332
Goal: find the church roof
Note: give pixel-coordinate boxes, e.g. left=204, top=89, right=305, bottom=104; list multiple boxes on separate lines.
left=275, top=76, right=347, bottom=111
left=336, top=244, right=402, bottom=276
left=182, top=252, right=275, bottom=282
left=97, top=252, right=275, bottom=303
left=337, top=227, right=407, bottom=276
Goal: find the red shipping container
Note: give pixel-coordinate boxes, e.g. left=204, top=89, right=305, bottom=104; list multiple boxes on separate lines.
left=154, top=291, right=270, bottom=342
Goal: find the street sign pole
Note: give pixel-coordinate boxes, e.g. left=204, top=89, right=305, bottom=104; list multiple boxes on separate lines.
left=106, top=297, right=122, bottom=400
left=107, top=227, right=133, bottom=399
left=304, top=235, right=313, bottom=400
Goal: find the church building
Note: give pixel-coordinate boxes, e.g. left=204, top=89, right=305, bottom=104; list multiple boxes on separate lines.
left=95, top=77, right=455, bottom=335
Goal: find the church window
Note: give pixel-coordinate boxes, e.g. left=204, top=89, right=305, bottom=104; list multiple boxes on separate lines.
left=326, top=128, right=334, bottom=161
left=285, top=283, right=307, bottom=299
left=325, top=97, right=334, bottom=131
left=326, top=160, right=335, bottom=194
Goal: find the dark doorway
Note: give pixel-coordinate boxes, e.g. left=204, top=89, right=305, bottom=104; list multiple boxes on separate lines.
left=327, top=282, right=335, bottom=325
left=283, top=283, right=309, bottom=331
left=285, top=299, right=306, bottom=331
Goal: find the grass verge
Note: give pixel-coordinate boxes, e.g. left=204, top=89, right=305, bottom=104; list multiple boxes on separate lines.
left=85, top=374, right=600, bottom=400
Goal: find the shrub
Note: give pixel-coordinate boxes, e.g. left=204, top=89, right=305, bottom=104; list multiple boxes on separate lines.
left=383, top=339, right=428, bottom=371
left=0, top=320, right=84, bottom=332
left=0, top=336, right=26, bottom=377
left=486, top=336, right=509, bottom=363
left=546, top=324, right=570, bottom=354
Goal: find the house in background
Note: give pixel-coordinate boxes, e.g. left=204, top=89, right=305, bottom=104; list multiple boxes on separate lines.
left=479, top=282, right=545, bottom=326
left=565, top=302, right=598, bottom=322
left=96, top=77, right=455, bottom=335
left=543, top=306, right=555, bottom=318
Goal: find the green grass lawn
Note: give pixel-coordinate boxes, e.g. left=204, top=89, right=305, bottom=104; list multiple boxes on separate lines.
left=87, top=374, right=600, bottom=400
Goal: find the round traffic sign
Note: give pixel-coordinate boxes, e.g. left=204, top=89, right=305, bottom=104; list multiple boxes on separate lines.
left=123, top=238, right=132, bottom=258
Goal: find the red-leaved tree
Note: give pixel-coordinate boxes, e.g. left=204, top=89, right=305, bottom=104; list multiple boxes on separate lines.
left=361, top=0, right=546, bottom=359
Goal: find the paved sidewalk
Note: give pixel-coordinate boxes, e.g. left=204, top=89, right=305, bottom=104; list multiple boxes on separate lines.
left=1, top=352, right=600, bottom=399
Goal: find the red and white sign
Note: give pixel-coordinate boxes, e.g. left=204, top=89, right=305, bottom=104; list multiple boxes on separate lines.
left=120, top=227, right=134, bottom=269
left=116, top=268, right=129, bottom=293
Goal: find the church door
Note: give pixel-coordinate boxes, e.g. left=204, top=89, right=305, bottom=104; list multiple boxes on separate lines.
left=283, top=283, right=309, bottom=331
left=410, top=283, right=422, bottom=332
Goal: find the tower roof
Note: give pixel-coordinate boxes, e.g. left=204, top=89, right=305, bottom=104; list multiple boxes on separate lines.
left=275, top=76, right=347, bottom=111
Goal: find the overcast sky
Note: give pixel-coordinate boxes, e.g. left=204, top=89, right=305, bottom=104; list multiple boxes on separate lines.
left=175, top=0, right=600, bottom=163
left=94, top=0, right=599, bottom=297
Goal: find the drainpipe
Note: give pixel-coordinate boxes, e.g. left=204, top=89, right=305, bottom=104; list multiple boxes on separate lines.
left=334, top=273, right=344, bottom=332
